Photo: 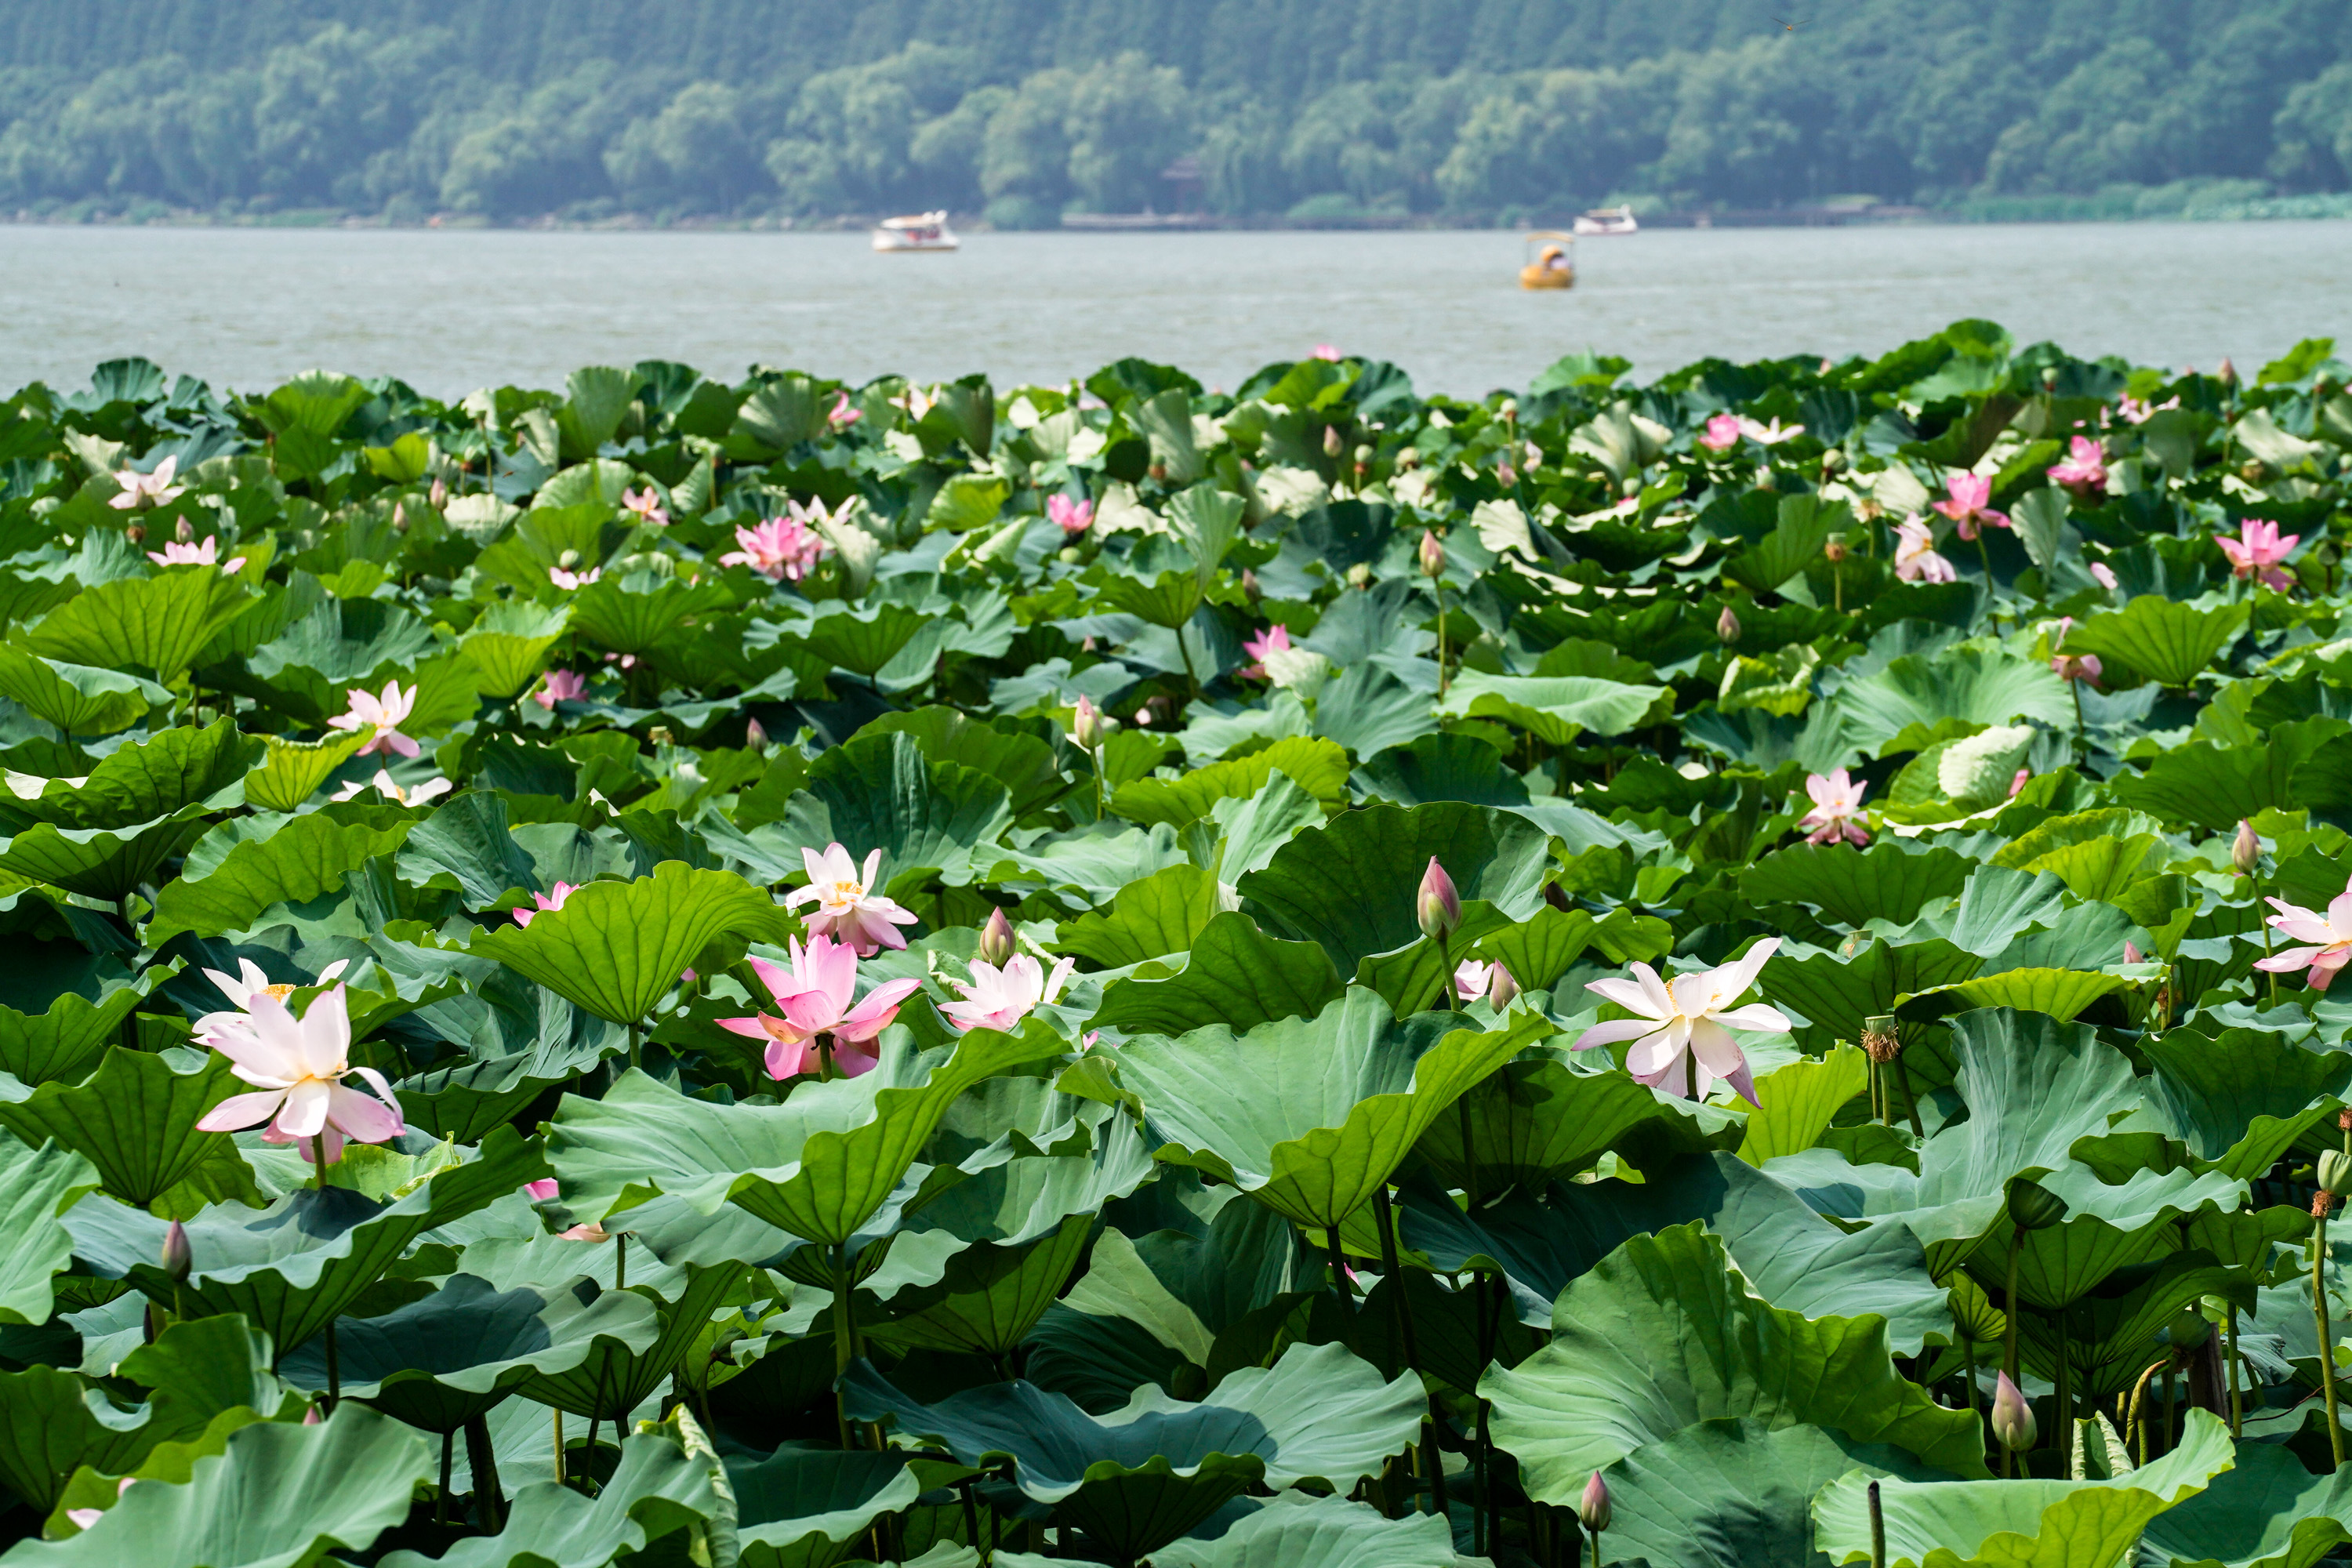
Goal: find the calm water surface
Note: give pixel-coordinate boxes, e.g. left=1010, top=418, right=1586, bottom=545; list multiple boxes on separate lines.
left=2, top=221, right=2347, bottom=397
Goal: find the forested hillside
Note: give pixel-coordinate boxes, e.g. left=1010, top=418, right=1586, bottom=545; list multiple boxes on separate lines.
left=1, top=0, right=2349, bottom=223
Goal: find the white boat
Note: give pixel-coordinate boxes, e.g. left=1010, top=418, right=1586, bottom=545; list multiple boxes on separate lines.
left=1573, top=205, right=1639, bottom=237
left=871, top=212, right=959, bottom=252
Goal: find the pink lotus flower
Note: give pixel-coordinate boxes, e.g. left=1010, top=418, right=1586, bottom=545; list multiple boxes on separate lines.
left=2089, top=561, right=2119, bottom=591
left=2259, top=876, right=2352, bottom=990
left=893, top=385, right=938, bottom=422
left=1453, top=959, right=1491, bottom=1001
left=1311, top=344, right=1341, bottom=361
left=2216, top=518, right=2299, bottom=592
left=2049, top=617, right=2102, bottom=685
left=1240, top=622, right=1291, bottom=680
left=110, top=456, right=184, bottom=510
left=328, top=680, right=419, bottom=758
left=1799, top=769, right=1869, bottom=846
left=621, top=488, right=670, bottom=528
left=1417, top=857, right=1462, bottom=939
left=548, top=565, right=601, bottom=590
left=511, top=882, right=578, bottom=928
left=330, top=768, right=451, bottom=808
left=941, top=952, right=1077, bottom=1033
left=194, top=985, right=403, bottom=1164
left=534, top=669, right=588, bottom=709
left=1572, top=940, right=1791, bottom=1105
left=64, top=1479, right=134, bottom=1531
left=1698, top=413, right=1742, bottom=452
left=1739, top=416, right=1804, bottom=446
left=2047, top=436, right=2109, bottom=497
left=827, top=390, right=862, bottom=430
left=2009, top=768, right=2031, bottom=798
left=199, top=957, right=350, bottom=1019
left=147, top=535, right=246, bottom=573
left=1931, top=473, right=2009, bottom=542
left=2115, top=393, right=2178, bottom=425
left=719, top=933, right=921, bottom=1080
left=1047, top=495, right=1094, bottom=536
left=524, top=1178, right=560, bottom=1200
left=1893, top=517, right=1956, bottom=584
left=786, top=843, right=918, bottom=955
left=720, top=510, right=829, bottom=582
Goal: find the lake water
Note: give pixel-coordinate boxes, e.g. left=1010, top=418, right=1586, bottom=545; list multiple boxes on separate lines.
left=5, top=220, right=2349, bottom=398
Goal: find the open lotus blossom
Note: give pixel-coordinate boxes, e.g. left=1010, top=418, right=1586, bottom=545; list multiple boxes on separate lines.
left=110, top=456, right=184, bottom=510
left=1047, top=494, right=1094, bottom=535
left=827, top=390, right=862, bottom=430
left=2114, top=393, right=2178, bottom=425
left=2048, top=617, right=2102, bottom=685
left=1310, top=343, right=1342, bottom=361
left=147, top=535, right=246, bottom=572
left=2258, top=874, right=2352, bottom=990
left=511, top=881, right=579, bottom=927
left=198, top=958, right=350, bottom=1030
left=1799, top=769, right=1870, bottom=845
left=720, top=511, right=829, bottom=582
left=1240, top=622, right=1291, bottom=679
left=547, top=564, right=601, bottom=590
left=2216, top=518, right=2299, bottom=590
left=2089, top=561, right=2120, bottom=591
left=942, top=951, right=1077, bottom=1033
left=786, top=843, right=918, bottom=955
left=620, top=488, right=670, bottom=527
left=1697, top=412, right=1742, bottom=452
left=332, top=769, right=452, bottom=808
left=1738, top=416, right=1804, bottom=445
left=1893, top=517, right=1957, bottom=583
left=719, top=933, right=920, bottom=1080
left=194, top=984, right=404, bottom=1164
left=893, top=384, right=937, bottom=422
left=328, top=679, right=419, bottom=758
left=1932, top=472, right=2009, bottom=541
left=1453, top=958, right=1491, bottom=1001
left=534, top=669, right=588, bottom=709
left=2047, top=435, right=2109, bottom=496
left=1572, top=940, right=1791, bottom=1105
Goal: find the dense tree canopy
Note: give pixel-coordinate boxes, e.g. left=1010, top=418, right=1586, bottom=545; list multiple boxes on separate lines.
left=0, top=0, right=2349, bottom=223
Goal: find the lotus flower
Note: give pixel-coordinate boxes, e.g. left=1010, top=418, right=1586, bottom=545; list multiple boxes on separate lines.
left=1991, top=1371, right=2036, bottom=1452
left=1072, top=694, right=1105, bottom=750
left=1738, top=416, right=1804, bottom=445
left=524, top=1178, right=561, bottom=1200
left=1698, top=413, right=1742, bottom=452
left=2115, top=393, right=2177, bottom=425
left=2233, top=819, right=2262, bottom=876
left=1453, top=959, right=1491, bottom=1000
left=1572, top=940, right=1792, bottom=1105
left=198, top=957, right=350, bottom=1024
left=828, top=390, right=862, bottom=430
left=893, top=385, right=938, bottom=422
left=194, top=985, right=403, bottom=1163
left=110, top=456, right=184, bottom=510
left=1931, top=473, right=2009, bottom=542
left=1893, top=517, right=1956, bottom=583
left=331, top=768, right=451, bottom=808
left=511, top=882, right=578, bottom=928
left=328, top=679, right=419, bottom=758
left=1417, top=858, right=1461, bottom=939
left=2048, top=617, right=2101, bottom=685
left=548, top=565, right=601, bottom=590
left=621, top=488, right=670, bottom=528
left=2216, top=518, right=2298, bottom=591
left=1311, top=344, right=1341, bottom=361
left=1798, top=769, right=1869, bottom=846
left=941, top=952, right=1076, bottom=1033
left=2089, top=561, right=2119, bottom=590
left=1047, top=495, right=1094, bottom=535
left=720, top=512, right=829, bottom=582
left=2046, top=435, right=2109, bottom=496
left=147, top=535, right=245, bottom=572
left=719, top=933, right=920, bottom=1080
left=534, top=669, right=588, bottom=709
left=786, top=843, right=918, bottom=955
left=2258, top=875, right=2352, bottom=990
left=1578, top=1471, right=1612, bottom=1534
left=1240, top=622, right=1291, bottom=680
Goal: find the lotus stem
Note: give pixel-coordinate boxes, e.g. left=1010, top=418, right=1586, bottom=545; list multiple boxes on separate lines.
left=831, top=1241, right=859, bottom=1446
left=1435, top=585, right=1449, bottom=697
left=2070, top=677, right=2086, bottom=763
left=626, top=1019, right=644, bottom=1073
left=2319, top=1200, right=2345, bottom=1468
left=1372, top=1185, right=1446, bottom=1518
left=2162, top=1363, right=2176, bottom=1455
left=1894, top=1053, right=1925, bottom=1139
left=463, top=1413, right=502, bottom=1533
left=615, top=1232, right=627, bottom=1292
left=1327, top=1225, right=1352, bottom=1315
left=1432, top=930, right=1454, bottom=1012
left=1867, top=1479, right=1886, bottom=1568
left=2228, top=1308, right=2244, bottom=1439
left=552, top=1408, right=564, bottom=1487
left=437, top=1430, right=453, bottom=1526
left=2127, top=1356, right=2168, bottom=1467
left=311, top=1131, right=328, bottom=1192
left=2252, top=866, right=2278, bottom=1007
left=2002, top=1231, right=2023, bottom=1478
left=325, top=1318, right=340, bottom=1413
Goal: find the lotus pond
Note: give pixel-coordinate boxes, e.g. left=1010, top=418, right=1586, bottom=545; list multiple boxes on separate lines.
left=0, top=327, right=2348, bottom=1566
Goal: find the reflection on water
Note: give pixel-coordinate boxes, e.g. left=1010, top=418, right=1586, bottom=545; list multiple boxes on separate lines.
left=3, top=221, right=2347, bottom=397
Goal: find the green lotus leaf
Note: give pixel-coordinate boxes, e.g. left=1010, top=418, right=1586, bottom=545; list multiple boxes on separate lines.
left=0, top=720, right=256, bottom=831
left=567, top=575, right=735, bottom=659
left=843, top=1341, right=1419, bottom=1563
left=471, top=861, right=792, bottom=1025
left=2137, top=1437, right=2352, bottom=1568
left=1149, top=1492, right=1459, bottom=1568
left=0, top=811, right=209, bottom=902
left=457, top=599, right=572, bottom=700
left=2017, top=1248, right=2252, bottom=1399
left=0, top=956, right=179, bottom=1087
left=1832, top=648, right=2073, bottom=753
left=1481, top=1222, right=1985, bottom=1500
left=144, top=809, right=414, bottom=946
left=13, top=1403, right=431, bottom=1565
left=1410, top=1051, right=1738, bottom=1194
left=1088, top=911, right=1345, bottom=1037
left=774, top=731, right=1015, bottom=891
left=2137, top=1026, right=2352, bottom=1180
left=1054, top=862, right=1224, bottom=967
left=2060, top=593, right=2252, bottom=689
left=1436, top=671, right=1670, bottom=746
left=1812, top=1408, right=2235, bottom=1567
left=1724, top=492, right=1842, bottom=593
left=859, top=707, right=1073, bottom=819
left=1310, top=662, right=1441, bottom=758
left=1737, top=1043, right=1869, bottom=1165
left=275, top=1272, right=658, bottom=1433
left=397, top=789, right=541, bottom=908
left=510, top=1261, right=745, bottom=1422
left=1109, top=736, right=1350, bottom=828
left=1352, top=901, right=1514, bottom=1016
left=1108, top=989, right=1544, bottom=1229
left=0, top=1046, right=251, bottom=1210
left=1760, top=935, right=1980, bottom=1052
left=797, top=602, right=930, bottom=677
left=546, top=1029, right=1068, bottom=1246
left=238, top=730, right=372, bottom=813
left=20, top=566, right=252, bottom=684
left=1898, top=966, right=2129, bottom=1024
left=864, top=1213, right=1094, bottom=1357
left=2110, top=720, right=2343, bottom=832
left=1236, top=801, right=1551, bottom=975
left=1740, top=842, right=1975, bottom=929
left=238, top=595, right=441, bottom=722
left=1352, top=731, right=1530, bottom=808
left=0, top=1132, right=98, bottom=1325
left=730, top=1445, right=925, bottom=1568
left=0, top=647, right=166, bottom=739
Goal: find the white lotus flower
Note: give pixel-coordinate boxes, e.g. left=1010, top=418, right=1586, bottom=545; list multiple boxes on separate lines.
left=1571, top=940, right=1791, bottom=1105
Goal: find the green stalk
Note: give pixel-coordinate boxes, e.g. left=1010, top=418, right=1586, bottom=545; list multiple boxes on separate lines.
left=1435, top=583, right=1450, bottom=698
left=831, top=1242, right=858, bottom=1448
left=2253, top=864, right=2278, bottom=1008
left=2002, top=1231, right=2024, bottom=1479
left=311, top=1132, right=328, bottom=1193
left=1373, top=1186, right=1446, bottom=1519
left=2227, top=1308, right=2244, bottom=1439
left=464, top=1413, right=503, bottom=1533
left=2070, top=677, right=2086, bottom=763
left=2318, top=1203, right=2345, bottom=1468
left=1868, top=1479, right=1886, bottom=1568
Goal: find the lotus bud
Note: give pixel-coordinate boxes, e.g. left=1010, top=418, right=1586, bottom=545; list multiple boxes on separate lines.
left=1717, top=604, right=1741, bottom=644
left=2124, top=942, right=2144, bottom=964
left=1820, top=448, right=1847, bottom=475
left=2007, top=1177, right=2068, bottom=1232
left=557, top=548, right=581, bottom=570
left=1860, top=1014, right=1900, bottom=1065
left=1487, top=964, right=1519, bottom=1009
left=161, top=1220, right=191, bottom=1283
left=1497, top=459, right=1517, bottom=488
left=1323, top=425, right=1344, bottom=458
left=1990, top=1371, right=2036, bottom=1452
left=1415, top=858, right=1461, bottom=940
left=745, top=717, right=768, bottom=753
left=1072, top=695, right=1103, bottom=750
left=125, top=524, right=146, bottom=544
left=430, top=477, right=448, bottom=509
left=1418, top=529, right=1446, bottom=579
left=978, top=906, right=1016, bottom=968
left=2321, top=1150, right=2352, bottom=1199
left=1352, top=444, right=1374, bottom=467
left=1345, top=562, right=1373, bottom=590
left=1823, top=531, right=1849, bottom=564
left=391, top=503, right=407, bottom=534
left=1577, top=1470, right=1611, bottom=1534
left=1241, top=567, right=1262, bottom=608
left=1498, top=398, right=1519, bottom=426
left=304, top=1404, right=324, bottom=1425
left=2233, top=819, right=2261, bottom=875
left=2218, top=357, right=2238, bottom=390
left=175, top=517, right=193, bottom=543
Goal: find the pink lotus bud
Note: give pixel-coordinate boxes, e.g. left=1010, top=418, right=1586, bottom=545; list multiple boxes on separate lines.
left=1418, top=529, right=1445, bottom=579
left=2124, top=942, right=2144, bottom=965
left=745, top=717, right=768, bottom=752
left=1241, top=568, right=1262, bottom=607
left=2218, top=357, right=2238, bottom=390
left=1717, top=605, right=1740, bottom=644
left=1323, top=424, right=1343, bottom=458
left=1416, top=858, right=1461, bottom=940
left=2233, top=819, right=2261, bottom=875
left=303, top=1404, right=325, bottom=1426
left=162, top=1220, right=191, bottom=1283
left=1073, top=695, right=1102, bottom=750
left=1487, top=964, right=1519, bottom=1008
left=978, top=907, right=1015, bottom=968
left=524, top=1178, right=560, bottom=1201
left=1497, top=459, right=1517, bottom=488
left=1578, top=1471, right=1611, bottom=1533
left=1991, top=1371, right=2036, bottom=1452
left=2009, top=768, right=2030, bottom=799
left=430, top=477, right=448, bottom=509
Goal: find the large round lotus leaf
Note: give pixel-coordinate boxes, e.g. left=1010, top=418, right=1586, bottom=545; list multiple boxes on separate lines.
left=1149, top=1492, right=1457, bottom=1568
